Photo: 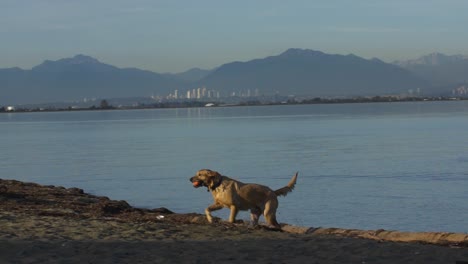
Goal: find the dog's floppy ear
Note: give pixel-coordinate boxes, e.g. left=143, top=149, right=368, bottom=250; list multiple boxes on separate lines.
left=206, top=170, right=221, bottom=190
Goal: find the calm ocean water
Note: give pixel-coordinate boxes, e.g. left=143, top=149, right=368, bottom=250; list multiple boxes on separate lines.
left=1, top=101, right=468, bottom=233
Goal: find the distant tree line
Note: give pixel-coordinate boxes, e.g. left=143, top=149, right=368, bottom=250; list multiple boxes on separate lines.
left=1, top=96, right=467, bottom=114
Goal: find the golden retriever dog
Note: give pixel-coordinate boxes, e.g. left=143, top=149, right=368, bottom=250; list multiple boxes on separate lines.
left=189, top=169, right=298, bottom=228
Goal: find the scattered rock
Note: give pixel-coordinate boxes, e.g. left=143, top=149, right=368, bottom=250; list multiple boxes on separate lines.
left=189, top=216, right=206, bottom=224
left=0, top=179, right=196, bottom=223
left=97, top=200, right=132, bottom=215
left=150, top=207, right=174, bottom=214
left=67, top=187, right=84, bottom=194
left=281, top=224, right=315, bottom=234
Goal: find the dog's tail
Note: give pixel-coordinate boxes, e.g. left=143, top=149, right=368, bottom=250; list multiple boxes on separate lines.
left=274, top=172, right=298, bottom=197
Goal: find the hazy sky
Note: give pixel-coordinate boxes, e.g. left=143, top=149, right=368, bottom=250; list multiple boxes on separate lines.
left=1, top=0, right=468, bottom=73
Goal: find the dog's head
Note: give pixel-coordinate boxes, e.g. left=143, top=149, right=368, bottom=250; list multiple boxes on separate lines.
left=189, top=169, right=222, bottom=190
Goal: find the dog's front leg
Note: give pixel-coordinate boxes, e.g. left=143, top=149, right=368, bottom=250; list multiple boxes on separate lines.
left=205, top=203, right=223, bottom=223
left=229, top=205, right=239, bottom=223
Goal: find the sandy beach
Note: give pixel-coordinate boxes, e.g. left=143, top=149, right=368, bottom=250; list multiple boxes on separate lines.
left=1, top=178, right=467, bottom=263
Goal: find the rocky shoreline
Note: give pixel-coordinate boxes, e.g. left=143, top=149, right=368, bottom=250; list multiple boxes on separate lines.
left=1, top=178, right=468, bottom=263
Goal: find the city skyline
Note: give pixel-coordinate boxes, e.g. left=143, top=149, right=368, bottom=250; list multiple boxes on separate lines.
left=161, top=87, right=261, bottom=100
left=1, top=1, right=468, bottom=73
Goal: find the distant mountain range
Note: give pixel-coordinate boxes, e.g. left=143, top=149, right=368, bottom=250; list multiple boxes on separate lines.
left=163, top=67, right=214, bottom=82
left=0, top=55, right=186, bottom=105
left=1, top=50, right=467, bottom=105
left=393, top=53, right=468, bottom=86
left=196, top=49, right=427, bottom=98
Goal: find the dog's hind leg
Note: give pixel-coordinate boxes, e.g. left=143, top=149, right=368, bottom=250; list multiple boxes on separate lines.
left=250, top=207, right=261, bottom=226
left=205, top=203, right=223, bottom=223
left=263, top=199, right=280, bottom=229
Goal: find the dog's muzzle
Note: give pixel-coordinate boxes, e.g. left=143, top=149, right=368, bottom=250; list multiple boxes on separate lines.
left=189, top=177, right=203, bottom=188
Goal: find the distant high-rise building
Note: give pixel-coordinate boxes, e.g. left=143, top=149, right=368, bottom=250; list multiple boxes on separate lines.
left=202, top=87, right=207, bottom=98
left=186, top=90, right=191, bottom=99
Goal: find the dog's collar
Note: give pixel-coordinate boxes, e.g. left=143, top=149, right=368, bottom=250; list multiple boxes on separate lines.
left=209, top=176, right=223, bottom=191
